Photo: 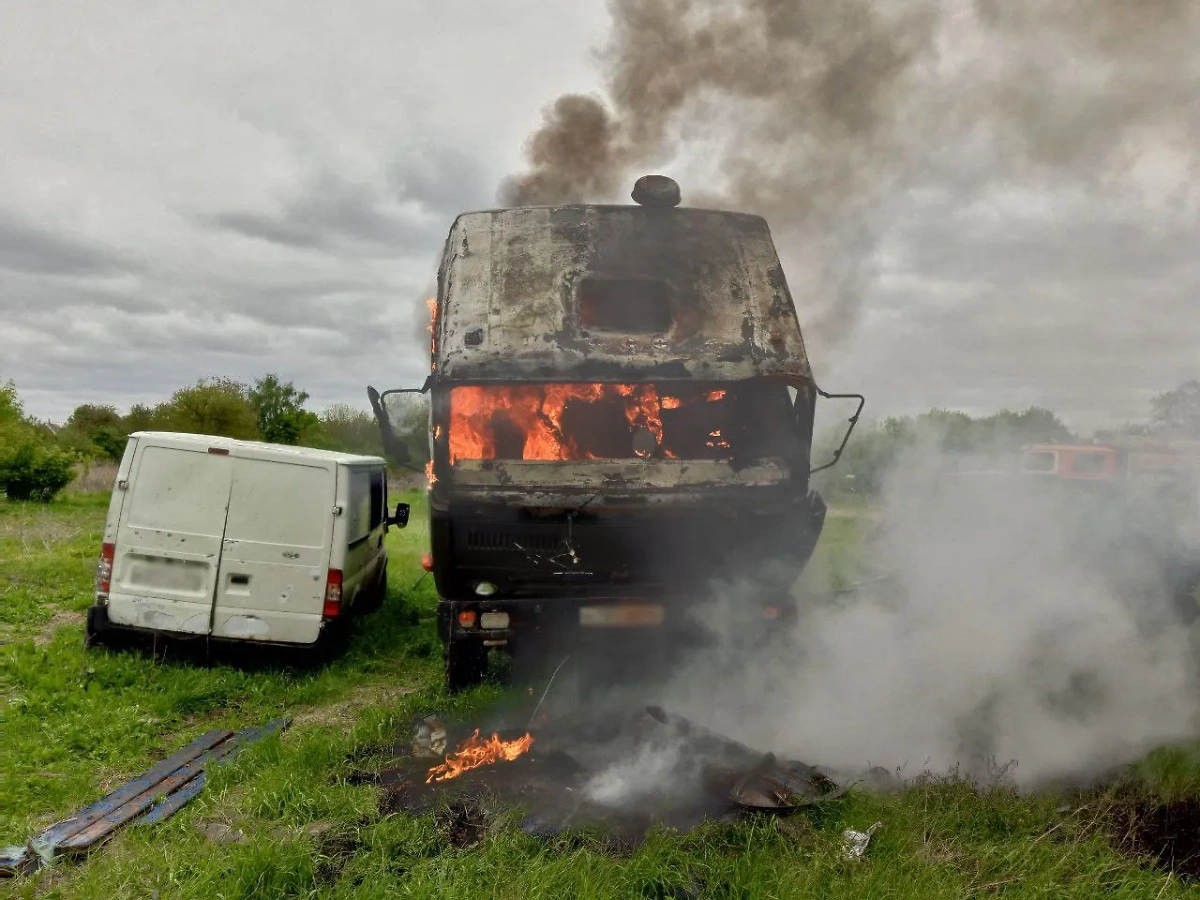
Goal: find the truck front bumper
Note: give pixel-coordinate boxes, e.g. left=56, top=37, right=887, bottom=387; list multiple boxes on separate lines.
left=436, top=592, right=797, bottom=648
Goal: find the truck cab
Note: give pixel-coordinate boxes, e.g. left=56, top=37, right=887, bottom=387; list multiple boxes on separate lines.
left=370, top=175, right=861, bottom=691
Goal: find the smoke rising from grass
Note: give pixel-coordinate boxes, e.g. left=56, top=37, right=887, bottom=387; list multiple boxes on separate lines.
left=500, top=0, right=1200, bottom=350
left=653, top=439, right=1200, bottom=789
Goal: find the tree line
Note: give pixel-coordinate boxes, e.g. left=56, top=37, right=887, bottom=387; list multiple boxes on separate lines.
left=1, top=375, right=429, bottom=502
left=3, top=374, right=1197, bottom=503
left=813, top=380, right=1200, bottom=498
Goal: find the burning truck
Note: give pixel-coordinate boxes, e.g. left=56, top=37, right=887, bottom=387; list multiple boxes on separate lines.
left=369, top=175, right=862, bottom=692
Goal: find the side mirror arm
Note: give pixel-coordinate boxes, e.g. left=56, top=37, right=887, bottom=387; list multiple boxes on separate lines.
left=367, top=380, right=430, bottom=475
left=808, top=386, right=865, bottom=475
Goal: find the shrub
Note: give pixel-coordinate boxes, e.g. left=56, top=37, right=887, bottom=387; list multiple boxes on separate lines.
left=0, top=432, right=76, bottom=501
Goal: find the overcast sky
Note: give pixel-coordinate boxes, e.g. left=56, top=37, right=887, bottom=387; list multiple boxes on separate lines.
left=2, top=0, right=1197, bottom=435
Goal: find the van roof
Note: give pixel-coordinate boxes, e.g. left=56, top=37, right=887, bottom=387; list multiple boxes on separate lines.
left=129, top=432, right=386, bottom=466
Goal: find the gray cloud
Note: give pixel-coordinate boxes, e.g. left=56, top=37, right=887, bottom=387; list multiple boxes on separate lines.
left=387, top=146, right=492, bottom=216
left=0, top=0, right=606, bottom=421
left=815, top=184, right=1200, bottom=433
left=207, top=169, right=451, bottom=256
left=0, top=210, right=136, bottom=278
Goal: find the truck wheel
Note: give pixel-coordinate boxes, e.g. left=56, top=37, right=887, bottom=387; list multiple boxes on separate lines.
left=445, top=641, right=487, bottom=694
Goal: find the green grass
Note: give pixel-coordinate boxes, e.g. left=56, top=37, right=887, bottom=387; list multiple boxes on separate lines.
left=2, top=493, right=1200, bottom=897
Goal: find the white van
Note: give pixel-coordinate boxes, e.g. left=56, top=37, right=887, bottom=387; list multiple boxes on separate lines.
left=85, top=432, right=409, bottom=649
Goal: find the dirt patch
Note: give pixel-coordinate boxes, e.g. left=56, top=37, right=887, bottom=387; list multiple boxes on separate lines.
left=292, top=683, right=421, bottom=733
left=196, top=820, right=246, bottom=844
left=316, top=831, right=363, bottom=885
left=33, top=609, right=85, bottom=645
left=441, top=798, right=489, bottom=849
left=1114, top=796, right=1200, bottom=879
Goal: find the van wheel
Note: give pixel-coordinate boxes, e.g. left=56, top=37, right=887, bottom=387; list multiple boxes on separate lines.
left=445, top=641, right=486, bottom=694
left=85, top=606, right=108, bottom=649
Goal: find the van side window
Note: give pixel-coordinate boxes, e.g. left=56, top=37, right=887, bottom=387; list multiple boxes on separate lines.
left=369, top=471, right=384, bottom=529
left=348, top=470, right=371, bottom=545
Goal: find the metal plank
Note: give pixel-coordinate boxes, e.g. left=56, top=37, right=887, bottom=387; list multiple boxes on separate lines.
left=56, top=740, right=243, bottom=852
left=134, top=773, right=206, bottom=826
left=134, top=717, right=292, bottom=827
left=30, top=728, right=235, bottom=860
left=61, top=717, right=293, bottom=850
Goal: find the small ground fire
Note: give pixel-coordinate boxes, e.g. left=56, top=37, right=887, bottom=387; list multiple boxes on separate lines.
left=354, top=706, right=852, bottom=847
left=425, top=729, right=536, bottom=783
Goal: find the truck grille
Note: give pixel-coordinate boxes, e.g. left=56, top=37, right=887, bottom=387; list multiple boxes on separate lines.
left=465, top=527, right=562, bottom=553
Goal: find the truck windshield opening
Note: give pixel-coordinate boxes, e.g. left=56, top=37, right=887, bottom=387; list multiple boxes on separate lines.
left=447, top=381, right=795, bottom=464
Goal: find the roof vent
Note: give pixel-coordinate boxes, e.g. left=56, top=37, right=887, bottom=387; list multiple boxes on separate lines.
left=631, top=175, right=681, bottom=208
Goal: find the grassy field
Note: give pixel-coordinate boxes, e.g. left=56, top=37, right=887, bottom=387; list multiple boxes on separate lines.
left=2, top=491, right=1200, bottom=898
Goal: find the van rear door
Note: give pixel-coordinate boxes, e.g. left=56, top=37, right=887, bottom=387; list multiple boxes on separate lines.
left=210, top=457, right=335, bottom=644
left=107, top=444, right=232, bottom=635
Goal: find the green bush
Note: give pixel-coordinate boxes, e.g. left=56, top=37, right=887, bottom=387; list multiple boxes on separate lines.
left=0, top=431, right=76, bottom=501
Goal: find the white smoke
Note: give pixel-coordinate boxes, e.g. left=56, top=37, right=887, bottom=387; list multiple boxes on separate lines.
left=583, top=740, right=684, bottom=807
left=657, top=437, right=1200, bottom=787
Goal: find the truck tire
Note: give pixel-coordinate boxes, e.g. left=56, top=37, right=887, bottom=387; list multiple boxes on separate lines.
left=445, top=640, right=487, bottom=694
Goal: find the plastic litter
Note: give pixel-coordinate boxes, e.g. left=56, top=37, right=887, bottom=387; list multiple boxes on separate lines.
left=842, top=821, right=882, bottom=859
left=411, top=716, right=448, bottom=757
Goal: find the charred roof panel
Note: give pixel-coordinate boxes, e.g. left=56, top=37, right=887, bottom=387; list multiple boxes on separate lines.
left=434, top=205, right=812, bottom=383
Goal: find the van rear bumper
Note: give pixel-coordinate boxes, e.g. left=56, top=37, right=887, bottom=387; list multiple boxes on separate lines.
left=211, top=609, right=323, bottom=644
left=106, top=593, right=211, bottom=636
left=98, top=595, right=324, bottom=646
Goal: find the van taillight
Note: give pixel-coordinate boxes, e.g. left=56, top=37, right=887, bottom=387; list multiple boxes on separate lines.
left=95, top=542, right=115, bottom=598
left=323, top=569, right=344, bottom=617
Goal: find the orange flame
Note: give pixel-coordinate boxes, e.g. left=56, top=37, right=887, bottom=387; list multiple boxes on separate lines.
left=425, top=729, right=535, bottom=783
left=707, top=428, right=730, bottom=450
left=425, top=459, right=436, bottom=488
left=447, top=383, right=670, bottom=463
left=706, top=390, right=727, bottom=401
left=426, top=297, right=438, bottom=371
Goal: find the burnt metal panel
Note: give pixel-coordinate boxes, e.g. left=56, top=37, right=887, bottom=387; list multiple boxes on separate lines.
left=434, top=205, right=812, bottom=384
left=28, top=728, right=235, bottom=860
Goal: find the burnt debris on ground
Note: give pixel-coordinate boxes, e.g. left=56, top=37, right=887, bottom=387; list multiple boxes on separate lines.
left=1109, top=794, right=1200, bottom=881
left=350, top=705, right=850, bottom=845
